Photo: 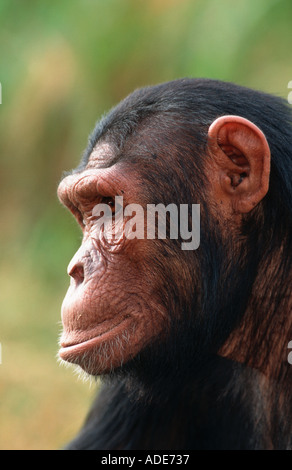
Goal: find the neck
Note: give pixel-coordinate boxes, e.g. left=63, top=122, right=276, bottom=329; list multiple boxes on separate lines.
left=219, top=240, right=292, bottom=384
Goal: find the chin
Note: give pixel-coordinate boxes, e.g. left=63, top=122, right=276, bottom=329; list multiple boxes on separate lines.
left=58, top=324, right=140, bottom=377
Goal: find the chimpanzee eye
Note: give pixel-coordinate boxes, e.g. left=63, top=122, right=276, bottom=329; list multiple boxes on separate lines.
left=101, top=197, right=122, bottom=216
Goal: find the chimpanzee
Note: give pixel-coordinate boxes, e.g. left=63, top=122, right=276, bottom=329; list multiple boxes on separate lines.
left=57, top=78, right=292, bottom=450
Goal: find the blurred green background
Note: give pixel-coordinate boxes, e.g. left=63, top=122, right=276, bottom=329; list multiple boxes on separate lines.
left=0, top=0, right=291, bottom=450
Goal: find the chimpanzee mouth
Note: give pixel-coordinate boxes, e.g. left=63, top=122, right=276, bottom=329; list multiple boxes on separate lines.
left=59, top=317, right=131, bottom=360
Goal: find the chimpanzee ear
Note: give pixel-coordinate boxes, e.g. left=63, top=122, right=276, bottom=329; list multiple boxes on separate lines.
left=207, top=115, right=271, bottom=214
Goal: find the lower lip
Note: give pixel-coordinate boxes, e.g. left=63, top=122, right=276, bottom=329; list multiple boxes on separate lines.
left=59, top=335, right=103, bottom=360
left=59, top=319, right=128, bottom=360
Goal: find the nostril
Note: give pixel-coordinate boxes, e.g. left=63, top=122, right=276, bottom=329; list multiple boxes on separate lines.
left=68, top=263, right=84, bottom=285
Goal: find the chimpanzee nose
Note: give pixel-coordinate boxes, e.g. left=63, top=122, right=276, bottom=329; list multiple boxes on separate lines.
left=67, top=245, right=86, bottom=286
left=68, top=262, right=84, bottom=286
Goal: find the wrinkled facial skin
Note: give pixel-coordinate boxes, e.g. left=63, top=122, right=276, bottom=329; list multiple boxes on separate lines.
left=57, top=144, right=169, bottom=376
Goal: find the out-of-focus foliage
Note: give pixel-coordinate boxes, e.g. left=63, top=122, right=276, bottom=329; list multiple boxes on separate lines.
left=0, top=0, right=291, bottom=449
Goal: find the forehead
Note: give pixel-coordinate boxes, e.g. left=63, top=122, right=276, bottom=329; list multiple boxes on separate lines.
left=80, top=112, right=190, bottom=174
left=84, top=124, right=162, bottom=172
left=85, top=142, right=117, bottom=170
